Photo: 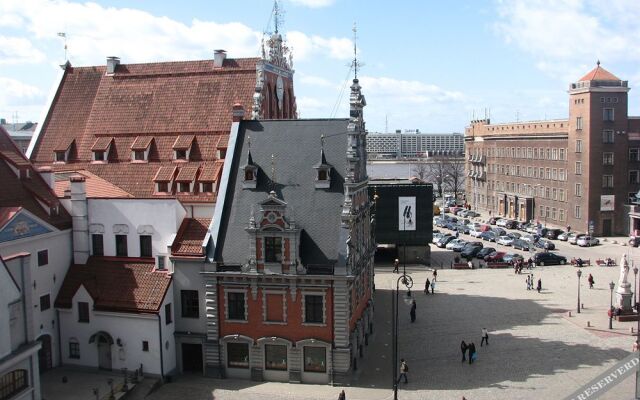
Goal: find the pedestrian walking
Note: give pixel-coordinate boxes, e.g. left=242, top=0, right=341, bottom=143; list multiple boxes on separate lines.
left=393, top=259, right=399, bottom=273
left=537, top=278, right=542, bottom=293
left=567, top=225, right=571, bottom=233
left=338, top=390, right=346, bottom=400
left=468, top=260, right=473, bottom=269
left=399, top=359, right=409, bottom=383
left=433, top=269, right=438, bottom=282
left=430, top=280, right=436, bottom=294
left=425, top=278, right=430, bottom=294
left=527, top=257, right=533, bottom=269
left=410, top=300, right=416, bottom=323
left=526, top=275, right=531, bottom=290
left=588, top=273, right=594, bottom=289
left=468, top=342, right=477, bottom=364
left=481, top=328, right=489, bottom=346
left=460, top=340, right=468, bottom=362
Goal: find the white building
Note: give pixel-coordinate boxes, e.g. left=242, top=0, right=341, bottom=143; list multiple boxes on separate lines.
left=367, top=131, right=464, bottom=159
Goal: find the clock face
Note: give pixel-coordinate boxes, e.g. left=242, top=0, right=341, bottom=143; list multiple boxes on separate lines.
left=276, top=76, right=284, bottom=101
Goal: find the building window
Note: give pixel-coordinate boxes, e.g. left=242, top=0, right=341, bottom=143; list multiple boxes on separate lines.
left=575, top=183, right=582, bottom=197
left=219, top=149, right=227, bottom=159
left=552, top=148, right=558, bottom=160
left=92, top=234, right=104, bottom=256
left=559, top=209, right=565, bottom=222
left=575, top=161, right=582, bottom=175
left=40, top=294, right=51, bottom=311
left=175, top=149, right=187, bottom=160
left=264, top=237, right=282, bottom=263
left=603, top=175, right=614, bottom=188
left=142, top=341, right=149, bottom=352
left=552, top=188, right=557, bottom=200
left=181, top=290, right=199, bottom=319
left=304, top=347, right=327, bottom=373
left=139, top=235, right=152, bottom=258
left=78, top=302, right=90, bottom=323
left=630, top=148, right=640, bottom=162
left=178, top=182, right=191, bottom=193
left=304, top=294, right=324, bottom=324
left=0, top=370, right=28, bottom=399
left=157, top=255, right=166, bottom=270
left=115, top=235, right=128, bottom=257
left=201, top=182, right=213, bottom=193
left=55, top=151, right=66, bottom=162
left=165, top=303, right=172, bottom=324
left=559, top=169, right=566, bottom=181
left=545, top=168, right=551, bottom=180
left=265, top=344, right=287, bottom=371
left=156, top=182, right=169, bottom=193
left=244, top=169, right=254, bottom=181
left=93, top=151, right=105, bottom=161
left=575, top=205, right=581, bottom=219
left=133, top=150, right=146, bottom=161
left=603, top=130, right=614, bottom=144
left=603, top=152, right=614, bottom=165
left=228, top=292, right=246, bottom=321
left=539, top=167, right=544, bottom=179
left=576, top=116, right=583, bottom=130
left=37, top=250, right=48, bottom=266
left=630, top=171, right=640, bottom=184
left=559, top=148, right=566, bottom=160
left=545, top=187, right=550, bottom=199
left=575, top=140, right=582, bottom=153
left=69, top=339, right=80, bottom=359
left=559, top=189, right=565, bottom=202
left=227, top=343, right=249, bottom=369
left=603, top=108, right=614, bottom=122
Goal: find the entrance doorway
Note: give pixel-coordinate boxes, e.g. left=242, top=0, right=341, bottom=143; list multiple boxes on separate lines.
left=97, top=335, right=112, bottom=370
left=38, top=335, right=52, bottom=372
left=182, top=343, right=203, bottom=373
left=602, top=219, right=612, bottom=236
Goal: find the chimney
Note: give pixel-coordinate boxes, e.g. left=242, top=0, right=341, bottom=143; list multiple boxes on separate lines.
left=70, top=175, right=90, bottom=264
left=214, top=50, right=227, bottom=68
left=106, top=56, right=120, bottom=74
left=38, top=166, right=54, bottom=189
left=232, top=103, right=245, bottom=122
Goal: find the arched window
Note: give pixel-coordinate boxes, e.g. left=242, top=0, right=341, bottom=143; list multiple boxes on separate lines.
left=0, top=369, right=28, bottom=399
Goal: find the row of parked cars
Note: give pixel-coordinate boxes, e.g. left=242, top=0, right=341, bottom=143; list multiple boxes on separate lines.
left=486, top=217, right=600, bottom=247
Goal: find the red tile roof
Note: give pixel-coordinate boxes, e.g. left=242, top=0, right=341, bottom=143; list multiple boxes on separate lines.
left=175, top=166, right=199, bottom=182
left=29, top=56, right=274, bottom=203
left=131, top=136, right=154, bottom=151
left=91, top=137, right=113, bottom=151
left=173, top=135, right=194, bottom=150
left=0, top=206, right=22, bottom=228
left=55, top=257, right=172, bottom=313
left=171, top=218, right=211, bottom=257
left=579, top=64, right=621, bottom=82
left=198, top=160, right=224, bottom=182
left=153, top=166, right=177, bottom=182
left=53, top=137, right=75, bottom=152
left=0, top=126, right=71, bottom=230
left=54, top=170, right=132, bottom=198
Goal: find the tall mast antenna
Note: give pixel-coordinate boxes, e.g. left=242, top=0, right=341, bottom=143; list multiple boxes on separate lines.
left=273, top=0, right=282, bottom=34
left=351, top=22, right=362, bottom=79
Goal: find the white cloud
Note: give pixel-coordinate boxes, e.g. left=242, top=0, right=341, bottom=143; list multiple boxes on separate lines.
left=0, top=36, right=46, bottom=64
left=287, top=31, right=353, bottom=61
left=0, top=77, right=44, bottom=107
left=360, top=76, right=465, bottom=104
left=494, top=0, right=640, bottom=79
left=298, top=73, right=335, bottom=87
left=288, top=0, right=335, bottom=8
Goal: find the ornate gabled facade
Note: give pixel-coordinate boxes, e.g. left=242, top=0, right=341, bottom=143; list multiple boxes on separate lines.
left=201, top=81, right=374, bottom=384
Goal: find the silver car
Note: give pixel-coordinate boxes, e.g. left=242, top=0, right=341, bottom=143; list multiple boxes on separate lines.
left=496, top=235, right=514, bottom=246
left=577, top=236, right=599, bottom=247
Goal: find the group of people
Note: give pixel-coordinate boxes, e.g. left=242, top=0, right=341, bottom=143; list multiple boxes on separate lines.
left=513, top=257, right=534, bottom=274
left=424, top=270, right=437, bottom=294
left=525, top=274, right=542, bottom=292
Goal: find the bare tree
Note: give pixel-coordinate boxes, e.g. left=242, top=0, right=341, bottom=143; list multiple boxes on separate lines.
left=423, top=158, right=447, bottom=199
left=443, top=160, right=465, bottom=201
left=410, top=157, right=429, bottom=182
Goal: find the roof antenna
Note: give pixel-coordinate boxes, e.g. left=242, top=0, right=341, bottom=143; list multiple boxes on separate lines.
left=273, top=0, right=282, bottom=34
left=351, top=22, right=363, bottom=79
left=270, top=153, right=276, bottom=193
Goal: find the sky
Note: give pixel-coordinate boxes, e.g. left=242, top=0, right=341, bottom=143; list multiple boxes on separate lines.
left=1, top=0, right=639, bottom=133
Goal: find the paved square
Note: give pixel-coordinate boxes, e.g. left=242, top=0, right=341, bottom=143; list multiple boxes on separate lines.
left=148, top=243, right=640, bottom=400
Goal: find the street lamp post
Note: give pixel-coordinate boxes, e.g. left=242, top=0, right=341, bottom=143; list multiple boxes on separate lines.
left=609, top=281, right=616, bottom=330
left=392, top=274, right=413, bottom=400
left=634, top=266, right=638, bottom=307
left=577, top=269, right=582, bottom=313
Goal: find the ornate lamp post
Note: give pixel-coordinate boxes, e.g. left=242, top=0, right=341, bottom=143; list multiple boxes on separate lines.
left=609, top=281, right=616, bottom=330
left=577, top=269, right=582, bottom=313
left=392, top=273, right=413, bottom=400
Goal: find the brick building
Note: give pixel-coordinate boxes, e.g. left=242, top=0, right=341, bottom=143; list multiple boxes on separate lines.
left=465, top=63, right=640, bottom=236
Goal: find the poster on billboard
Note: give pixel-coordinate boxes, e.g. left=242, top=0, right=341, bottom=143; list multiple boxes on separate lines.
left=600, top=195, right=615, bottom=211
left=398, top=196, right=416, bottom=231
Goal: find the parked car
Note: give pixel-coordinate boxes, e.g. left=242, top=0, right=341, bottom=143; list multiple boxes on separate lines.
left=512, top=238, right=531, bottom=251
left=568, top=233, right=586, bottom=245
left=465, top=211, right=480, bottom=218
left=455, top=224, right=470, bottom=234
left=491, top=227, right=507, bottom=236
left=504, top=220, right=518, bottom=229
left=545, top=229, right=564, bottom=240
left=503, top=253, right=524, bottom=264
left=629, top=237, right=640, bottom=247
left=533, top=252, right=567, bottom=266
left=577, top=236, right=600, bottom=247
left=534, top=239, right=555, bottom=250
left=480, top=231, right=497, bottom=242
left=507, top=232, right=522, bottom=239
left=436, top=234, right=455, bottom=248
left=484, top=251, right=507, bottom=262
left=476, top=247, right=497, bottom=259
left=487, top=217, right=499, bottom=225
left=448, top=239, right=468, bottom=252
left=526, top=225, right=539, bottom=234
left=470, top=228, right=484, bottom=238
left=461, top=243, right=483, bottom=258
left=557, top=231, right=571, bottom=241
left=446, top=238, right=466, bottom=250
left=432, top=232, right=444, bottom=243
left=442, top=205, right=450, bottom=213
left=521, top=234, right=536, bottom=243
left=456, top=209, right=467, bottom=216
left=496, top=235, right=514, bottom=246
left=496, top=219, right=508, bottom=227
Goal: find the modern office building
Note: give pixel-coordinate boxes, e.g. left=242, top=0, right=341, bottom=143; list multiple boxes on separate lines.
left=464, top=62, right=640, bottom=236
left=367, top=131, right=464, bottom=159
left=1, top=119, right=37, bottom=154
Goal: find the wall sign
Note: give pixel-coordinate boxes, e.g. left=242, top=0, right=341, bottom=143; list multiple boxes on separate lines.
left=601, top=195, right=615, bottom=211
left=398, top=197, right=416, bottom=231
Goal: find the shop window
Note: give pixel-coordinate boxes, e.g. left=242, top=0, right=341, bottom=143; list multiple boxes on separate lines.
left=304, top=347, right=327, bottom=373
left=265, top=344, right=287, bottom=371
left=227, top=343, right=249, bottom=369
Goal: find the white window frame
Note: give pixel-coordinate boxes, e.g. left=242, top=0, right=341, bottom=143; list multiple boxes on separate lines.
left=262, top=290, right=287, bottom=325
left=301, top=291, right=327, bottom=327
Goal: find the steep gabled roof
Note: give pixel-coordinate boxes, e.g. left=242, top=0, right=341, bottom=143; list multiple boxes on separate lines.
left=171, top=218, right=211, bottom=257
left=0, top=126, right=71, bottom=230
left=55, top=257, right=171, bottom=313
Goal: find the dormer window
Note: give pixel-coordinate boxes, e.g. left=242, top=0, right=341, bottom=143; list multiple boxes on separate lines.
left=172, top=135, right=194, bottom=161
left=201, top=182, right=213, bottom=193
left=314, top=146, right=332, bottom=189
left=175, top=166, right=198, bottom=194
left=53, top=138, right=74, bottom=164
left=318, top=169, right=328, bottom=181
left=91, top=137, right=113, bottom=163
left=197, top=161, right=221, bottom=195
left=153, top=166, right=176, bottom=194
left=131, top=136, right=153, bottom=162
left=55, top=151, right=67, bottom=162
left=157, top=182, right=169, bottom=193
left=218, top=148, right=227, bottom=159
left=178, top=182, right=191, bottom=193
left=242, top=149, right=257, bottom=189
left=93, top=151, right=105, bottom=161
left=245, top=169, right=255, bottom=181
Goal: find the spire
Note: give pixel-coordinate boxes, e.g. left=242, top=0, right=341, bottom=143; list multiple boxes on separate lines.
left=264, top=0, right=291, bottom=70
left=351, top=22, right=363, bottom=79
left=320, top=134, right=328, bottom=165
left=247, top=135, right=254, bottom=165
left=270, top=153, right=277, bottom=193
left=273, top=0, right=282, bottom=34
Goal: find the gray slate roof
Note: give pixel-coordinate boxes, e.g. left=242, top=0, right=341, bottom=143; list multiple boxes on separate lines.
left=215, top=119, right=349, bottom=267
